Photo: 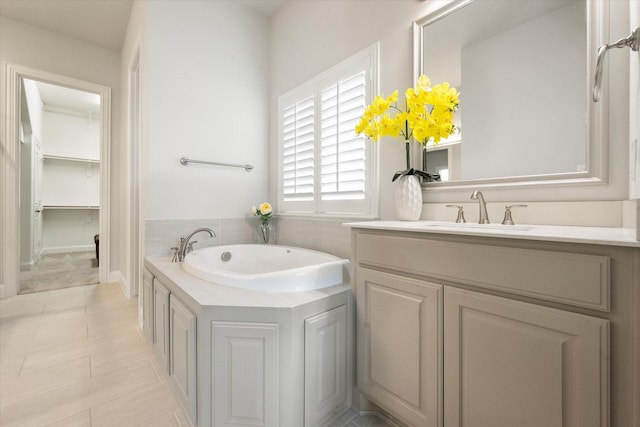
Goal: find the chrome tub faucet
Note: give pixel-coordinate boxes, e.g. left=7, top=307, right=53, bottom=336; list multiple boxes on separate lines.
left=176, top=227, right=216, bottom=262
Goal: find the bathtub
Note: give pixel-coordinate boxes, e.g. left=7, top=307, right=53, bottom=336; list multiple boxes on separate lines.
left=182, top=244, right=349, bottom=292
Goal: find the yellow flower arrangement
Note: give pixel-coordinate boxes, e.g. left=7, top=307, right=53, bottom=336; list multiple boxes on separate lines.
left=355, top=75, right=459, bottom=181
left=251, top=202, right=273, bottom=222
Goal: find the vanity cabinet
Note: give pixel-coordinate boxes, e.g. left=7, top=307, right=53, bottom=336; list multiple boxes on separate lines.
left=351, top=228, right=627, bottom=427
left=444, top=287, right=608, bottom=427
left=356, top=269, right=442, bottom=427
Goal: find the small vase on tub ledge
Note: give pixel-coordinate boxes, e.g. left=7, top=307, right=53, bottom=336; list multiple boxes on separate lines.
left=251, top=202, right=273, bottom=244
left=355, top=75, right=459, bottom=220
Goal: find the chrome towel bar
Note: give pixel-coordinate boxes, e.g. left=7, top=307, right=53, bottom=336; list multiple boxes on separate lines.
left=179, top=157, right=253, bottom=172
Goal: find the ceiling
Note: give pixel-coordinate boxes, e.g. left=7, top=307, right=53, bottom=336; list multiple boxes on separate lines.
left=33, top=80, right=101, bottom=115
left=0, top=0, right=288, bottom=53
left=0, top=0, right=134, bottom=52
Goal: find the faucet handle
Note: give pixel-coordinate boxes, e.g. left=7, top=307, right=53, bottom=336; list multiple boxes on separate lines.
left=170, top=246, right=179, bottom=263
left=187, top=241, right=197, bottom=251
left=446, top=204, right=466, bottom=223
left=502, top=204, right=528, bottom=225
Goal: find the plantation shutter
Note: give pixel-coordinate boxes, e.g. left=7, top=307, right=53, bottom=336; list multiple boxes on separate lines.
left=278, top=43, right=378, bottom=216
left=320, top=71, right=367, bottom=201
left=282, top=96, right=315, bottom=201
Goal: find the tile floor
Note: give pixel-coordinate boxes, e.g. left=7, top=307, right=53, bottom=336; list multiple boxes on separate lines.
left=0, top=282, right=188, bottom=426
left=0, top=283, right=396, bottom=427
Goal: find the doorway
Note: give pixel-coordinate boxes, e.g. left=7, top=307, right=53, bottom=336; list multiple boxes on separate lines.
left=18, top=79, right=101, bottom=294
left=2, top=64, right=111, bottom=298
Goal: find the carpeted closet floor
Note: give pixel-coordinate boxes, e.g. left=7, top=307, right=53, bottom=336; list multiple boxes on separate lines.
left=19, top=251, right=99, bottom=295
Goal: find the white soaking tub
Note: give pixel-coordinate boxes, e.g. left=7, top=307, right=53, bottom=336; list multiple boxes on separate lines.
left=182, top=244, right=349, bottom=292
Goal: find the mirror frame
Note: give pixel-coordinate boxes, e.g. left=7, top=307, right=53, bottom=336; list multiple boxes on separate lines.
left=412, top=0, right=622, bottom=203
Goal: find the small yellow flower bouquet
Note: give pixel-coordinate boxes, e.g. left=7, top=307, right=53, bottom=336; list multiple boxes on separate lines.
left=251, top=202, right=273, bottom=223
left=355, top=75, right=459, bottom=182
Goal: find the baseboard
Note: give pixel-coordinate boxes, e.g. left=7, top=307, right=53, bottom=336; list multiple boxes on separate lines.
left=20, top=260, right=34, bottom=271
left=109, top=270, right=133, bottom=299
left=42, top=245, right=95, bottom=255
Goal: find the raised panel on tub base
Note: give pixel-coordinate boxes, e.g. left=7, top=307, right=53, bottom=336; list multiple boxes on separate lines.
left=211, top=321, right=279, bottom=427
left=305, top=305, right=349, bottom=427
left=169, top=294, right=197, bottom=424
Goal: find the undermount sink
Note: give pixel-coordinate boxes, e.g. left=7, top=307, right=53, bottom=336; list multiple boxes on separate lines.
left=423, top=222, right=534, bottom=232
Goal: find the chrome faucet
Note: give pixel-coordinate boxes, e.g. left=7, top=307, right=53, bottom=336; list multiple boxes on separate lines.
left=470, top=191, right=490, bottom=224
left=177, top=228, right=216, bottom=262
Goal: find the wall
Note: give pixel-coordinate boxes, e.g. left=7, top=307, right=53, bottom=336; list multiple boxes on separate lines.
left=145, top=1, right=270, bottom=221
left=125, top=1, right=272, bottom=259
left=0, top=16, right=122, bottom=292
left=42, top=111, right=100, bottom=159
left=270, top=0, right=634, bottom=247
left=270, top=1, right=449, bottom=223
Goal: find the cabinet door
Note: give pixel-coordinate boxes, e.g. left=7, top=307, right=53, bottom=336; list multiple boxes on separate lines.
left=305, top=305, right=348, bottom=427
left=357, top=268, right=443, bottom=427
left=142, top=269, right=154, bottom=342
left=211, top=321, right=279, bottom=427
left=169, top=294, right=197, bottom=424
left=444, top=287, right=609, bottom=427
left=152, top=279, right=170, bottom=373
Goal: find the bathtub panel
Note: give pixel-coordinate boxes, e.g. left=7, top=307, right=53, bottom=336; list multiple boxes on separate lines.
left=304, top=305, right=349, bottom=427
left=211, top=321, right=279, bottom=427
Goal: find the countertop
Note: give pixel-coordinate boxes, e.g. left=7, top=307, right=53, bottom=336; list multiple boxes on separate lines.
left=344, top=220, right=640, bottom=248
left=145, top=256, right=350, bottom=309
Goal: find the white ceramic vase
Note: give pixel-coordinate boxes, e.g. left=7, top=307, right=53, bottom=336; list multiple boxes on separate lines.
left=394, top=174, right=422, bottom=221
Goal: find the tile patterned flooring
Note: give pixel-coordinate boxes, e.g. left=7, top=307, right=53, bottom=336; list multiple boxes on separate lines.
left=0, top=283, right=189, bottom=426
left=0, top=283, right=395, bottom=427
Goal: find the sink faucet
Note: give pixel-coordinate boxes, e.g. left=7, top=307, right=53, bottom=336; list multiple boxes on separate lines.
left=470, top=191, right=490, bottom=224
left=177, top=228, right=216, bottom=262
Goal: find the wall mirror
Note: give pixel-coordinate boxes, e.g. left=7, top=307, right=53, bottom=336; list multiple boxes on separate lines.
left=414, top=0, right=614, bottom=200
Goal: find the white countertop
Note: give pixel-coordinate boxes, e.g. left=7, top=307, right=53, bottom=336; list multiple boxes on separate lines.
left=344, top=220, right=640, bottom=248
left=145, top=256, right=350, bottom=308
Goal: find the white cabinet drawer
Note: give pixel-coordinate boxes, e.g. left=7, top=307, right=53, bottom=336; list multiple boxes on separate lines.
left=355, top=232, right=610, bottom=311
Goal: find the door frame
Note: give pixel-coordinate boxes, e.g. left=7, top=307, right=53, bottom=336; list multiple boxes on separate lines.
left=2, top=62, right=111, bottom=297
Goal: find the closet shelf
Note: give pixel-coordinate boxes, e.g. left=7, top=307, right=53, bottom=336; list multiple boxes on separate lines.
left=43, top=154, right=100, bottom=163
left=43, top=205, right=100, bottom=210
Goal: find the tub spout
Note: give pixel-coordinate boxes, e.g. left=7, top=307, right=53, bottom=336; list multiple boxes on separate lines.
left=177, top=228, right=216, bottom=262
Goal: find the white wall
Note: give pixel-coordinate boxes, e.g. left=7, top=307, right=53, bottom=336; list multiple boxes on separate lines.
left=270, top=1, right=452, bottom=220
left=0, top=16, right=122, bottom=289
left=42, top=111, right=100, bottom=159
left=145, top=0, right=270, bottom=220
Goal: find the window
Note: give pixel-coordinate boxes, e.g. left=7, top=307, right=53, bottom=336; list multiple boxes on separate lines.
left=278, top=44, right=379, bottom=217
